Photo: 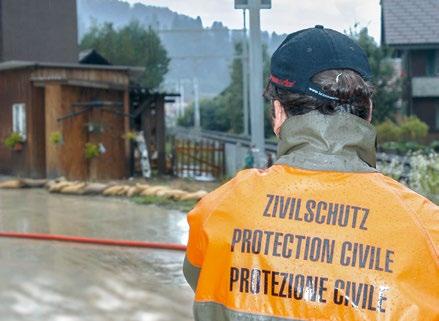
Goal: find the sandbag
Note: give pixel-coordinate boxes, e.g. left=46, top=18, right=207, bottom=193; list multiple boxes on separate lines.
left=22, top=179, right=47, bottom=188
left=127, top=185, right=144, bottom=197
left=116, top=185, right=131, bottom=196
left=135, top=183, right=150, bottom=190
left=48, top=181, right=73, bottom=193
left=139, top=185, right=167, bottom=196
left=160, top=189, right=187, bottom=200
left=60, top=182, right=86, bottom=195
left=155, top=187, right=174, bottom=197
left=82, top=183, right=109, bottom=195
left=0, top=179, right=25, bottom=189
left=102, top=185, right=128, bottom=196
left=179, top=190, right=208, bottom=201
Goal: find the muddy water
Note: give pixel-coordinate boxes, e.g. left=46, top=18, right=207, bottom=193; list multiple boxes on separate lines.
left=0, top=189, right=194, bottom=321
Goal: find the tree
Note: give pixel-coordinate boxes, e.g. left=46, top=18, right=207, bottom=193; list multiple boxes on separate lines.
left=178, top=42, right=273, bottom=137
left=179, top=26, right=402, bottom=134
left=80, top=21, right=170, bottom=89
left=348, top=25, right=401, bottom=123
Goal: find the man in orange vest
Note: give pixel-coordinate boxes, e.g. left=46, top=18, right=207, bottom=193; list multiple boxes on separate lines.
left=183, top=26, right=439, bottom=321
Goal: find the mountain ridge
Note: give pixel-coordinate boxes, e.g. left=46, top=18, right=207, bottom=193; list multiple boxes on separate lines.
left=77, top=0, right=286, bottom=97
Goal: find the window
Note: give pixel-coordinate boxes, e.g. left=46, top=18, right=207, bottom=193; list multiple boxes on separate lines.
left=426, top=49, right=439, bottom=76
left=12, top=103, right=26, bottom=140
left=436, top=105, right=439, bottom=130
left=436, top=50, right=439, bottom=76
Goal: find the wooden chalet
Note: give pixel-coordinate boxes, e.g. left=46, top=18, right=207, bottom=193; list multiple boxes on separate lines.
left=382, top=0, right=439, bottom=137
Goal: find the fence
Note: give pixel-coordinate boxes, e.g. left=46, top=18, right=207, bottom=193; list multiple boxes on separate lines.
left=172, top=138, right=225, bottom=180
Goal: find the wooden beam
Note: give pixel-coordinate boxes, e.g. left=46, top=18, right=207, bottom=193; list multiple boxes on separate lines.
left=156, top=97, right=166, bottom=175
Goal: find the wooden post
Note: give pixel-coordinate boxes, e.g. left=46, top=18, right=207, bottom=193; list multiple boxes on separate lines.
left=124, top=87, right=132, bottom=178
left=44, top=84, right=62, bottom=179
left=156, top=96, right=166, bottom=175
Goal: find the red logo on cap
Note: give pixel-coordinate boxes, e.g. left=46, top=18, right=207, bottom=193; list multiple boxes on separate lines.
left=270, top=75, right=296, bottom=87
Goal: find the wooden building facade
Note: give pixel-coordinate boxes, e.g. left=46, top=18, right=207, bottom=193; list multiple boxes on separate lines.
left=0, top=62, right=143, bottom=180
left=382, top=0, right=439, bottom=137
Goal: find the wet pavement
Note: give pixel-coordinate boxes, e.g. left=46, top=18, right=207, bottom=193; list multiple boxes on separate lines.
left=0, top=189, right=194, bottom=321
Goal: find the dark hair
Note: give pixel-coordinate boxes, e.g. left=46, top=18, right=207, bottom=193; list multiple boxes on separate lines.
left=264, top=69, right=374, bottom=120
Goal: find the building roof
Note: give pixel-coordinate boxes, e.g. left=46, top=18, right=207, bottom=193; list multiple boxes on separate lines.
left=381, top=0, right=439, bottom=48
left=0, top=60, right=144, bottom=78
left=79, top=49, right=112, bottom=65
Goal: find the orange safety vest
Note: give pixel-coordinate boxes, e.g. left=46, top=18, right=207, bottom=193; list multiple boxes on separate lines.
left=184, top=112, right=439, bottom=321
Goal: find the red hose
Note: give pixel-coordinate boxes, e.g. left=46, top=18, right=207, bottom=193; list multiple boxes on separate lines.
left=0, top=231, right=187, bottom=251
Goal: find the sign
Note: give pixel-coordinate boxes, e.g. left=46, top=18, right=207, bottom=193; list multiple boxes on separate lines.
left=234, top=0, right=272, bottom=9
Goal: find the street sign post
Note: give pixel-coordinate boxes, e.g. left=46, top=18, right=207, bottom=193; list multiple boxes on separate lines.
left=235, top=0, right=271, bottom=167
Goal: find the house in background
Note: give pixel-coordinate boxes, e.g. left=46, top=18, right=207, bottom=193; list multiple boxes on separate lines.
left=381, top=0, right=439, bottom=137
left=0, top=61, right=143, bottom=180
left=0, top=0, right=78, bottom=63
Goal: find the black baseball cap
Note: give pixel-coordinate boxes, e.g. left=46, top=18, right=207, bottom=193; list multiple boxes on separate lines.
left=269, top=25, right=372, bottom=102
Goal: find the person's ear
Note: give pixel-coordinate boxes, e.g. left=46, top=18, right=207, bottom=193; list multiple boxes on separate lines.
left=367, top=98, right=373, bottom=123
left=273, top=100, right=288, bottom=137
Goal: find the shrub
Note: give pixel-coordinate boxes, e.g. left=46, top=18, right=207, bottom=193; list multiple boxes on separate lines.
left=399, top=116, right=429, bottom=142
left=409, top=152, right=439, bottom=204
left=3, top=132, right=24, bottom=149
left=430, top=140, right=439, bottom=152
left=377, top=151, right=439, bottom=204
left=376, top=120, right=401, bottom=143
left=376, top=116, right=429, bottom=150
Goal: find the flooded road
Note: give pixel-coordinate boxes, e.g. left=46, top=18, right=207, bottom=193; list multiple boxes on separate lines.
left=0, top=189, right=194, bottom=321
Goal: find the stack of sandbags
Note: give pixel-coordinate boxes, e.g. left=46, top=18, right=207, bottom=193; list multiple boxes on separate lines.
left=136, top=184, right=208, bottom=201
left=3, top=176, right=209, bottom=201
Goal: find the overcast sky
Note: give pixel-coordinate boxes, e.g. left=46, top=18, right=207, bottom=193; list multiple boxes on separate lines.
left=125, top=0, right=381, bottom=42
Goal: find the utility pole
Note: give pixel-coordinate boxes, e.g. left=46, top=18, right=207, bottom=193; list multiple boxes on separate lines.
left=235, top=0, right=271, bottom=167
left=193, top=77, right=200, bottom=130
left=242, top=9, right=249, bottom=137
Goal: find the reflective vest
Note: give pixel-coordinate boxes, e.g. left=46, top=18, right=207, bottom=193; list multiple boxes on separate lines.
left=184, top=112, right=439, bottom=321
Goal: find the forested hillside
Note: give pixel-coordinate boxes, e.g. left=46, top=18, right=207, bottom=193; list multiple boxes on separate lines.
left=77, top=0, right=286, bottom=96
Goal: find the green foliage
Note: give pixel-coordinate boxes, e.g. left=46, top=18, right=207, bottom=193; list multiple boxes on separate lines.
left=348, top=26, right=401, bottom=123
left=376, top=120, right=401, bottom=143
left=430, top=140, right=439, bottom=152
left=132, top=195, right=196, bottom=212
left=381, top=140, right=438, bottom=155
left=80, top=21, right=170, bottom=89
left=123, top=131, right=137, bottom=141
left=399, top=116, right=429, bottom=141
left=178, top=42, right=273, bottom=137
left=179, top=26, right=402, bottom=135
left=377, top=151, right=439, bottom=204
left=49, top=131, right=63, bottom=145
left=3, top=132, right=24, bottom=149
left=409, top=152, right=439, bottom=204
left=84, top=143, right=100, bottom=160
left=377, top=116, right=429, bottom=146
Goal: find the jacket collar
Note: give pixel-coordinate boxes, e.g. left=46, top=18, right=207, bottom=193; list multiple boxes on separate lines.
left=275, top=111, right=377, bottom=172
